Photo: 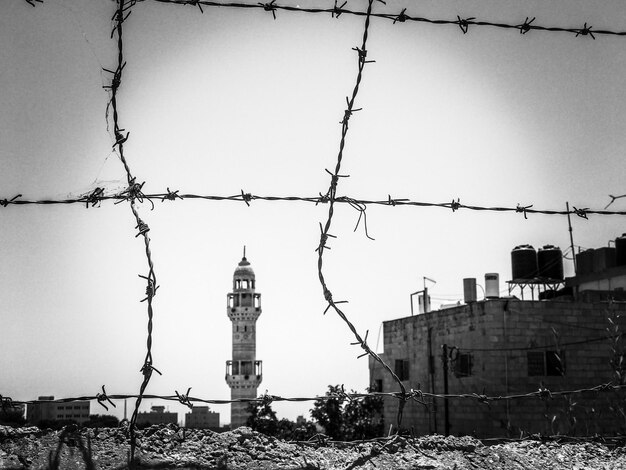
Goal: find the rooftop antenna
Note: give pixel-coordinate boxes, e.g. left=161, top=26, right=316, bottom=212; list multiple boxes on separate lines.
left=410, top=276, right=436, bottom=315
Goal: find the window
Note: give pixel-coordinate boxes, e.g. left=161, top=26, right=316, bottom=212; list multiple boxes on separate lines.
left=232, top=361, right=240, bottom=375
left=241, top=361, right=253, bottom=375
left=527, top=350, right=565, bottom=376
left=394, top=359, right=410, bottom=381
left=454, top=353, right=473, bottom=377
left=373, top=379, right=383, bottom=392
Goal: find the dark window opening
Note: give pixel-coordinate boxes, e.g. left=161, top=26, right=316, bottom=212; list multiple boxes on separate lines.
left=232, top=361, right=240, bottom=375
left=394, top=359, right=410, bottom=381
left=241, top=361, right=253, bottom=375
left=373, top=379, right=383, bottom=392
left=527, top=350, right=565, bottom=376
left=546, top=350, right=565, bottom=376
left=244, top=325, right=247, bottom=332
left=454, top=353, right=473, bottom=377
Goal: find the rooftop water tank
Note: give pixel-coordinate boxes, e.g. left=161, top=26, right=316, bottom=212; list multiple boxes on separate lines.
left=593, top=246, right=616, bottom=272
left=617, top=234, right=626, bottom=266
left=537, top=245, right=563, bottom=280
left=575, top=249, right=594, bottom=275
left=463, top=278, right=477, bottom=303
left=485, top=273, right=499, bottom=298
left=511, top=245, right=537, bottom=280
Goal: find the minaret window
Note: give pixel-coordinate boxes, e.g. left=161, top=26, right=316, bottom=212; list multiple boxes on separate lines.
left=244, top=325, right=247, bottom=332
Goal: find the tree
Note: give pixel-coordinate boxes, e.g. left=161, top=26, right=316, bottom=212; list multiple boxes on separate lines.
left=310, top=385, right=384, bottom=441
left=246, top=401, right=317, bottom=440
left=246, top=400, right=278, bottom=436
left=310, top=385, right=345, bottom=440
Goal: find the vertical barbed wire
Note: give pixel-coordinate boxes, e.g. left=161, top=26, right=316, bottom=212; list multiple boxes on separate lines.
left=105, top=0, right=160, bottom=461
left=315, top=0, right=410, bottom=431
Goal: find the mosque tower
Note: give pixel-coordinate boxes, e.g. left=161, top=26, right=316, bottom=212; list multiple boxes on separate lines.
left=225, top=248, right=263, bottom=429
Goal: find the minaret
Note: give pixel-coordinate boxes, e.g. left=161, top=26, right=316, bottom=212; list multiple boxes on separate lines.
left=225, top=248, right=263, bottom=429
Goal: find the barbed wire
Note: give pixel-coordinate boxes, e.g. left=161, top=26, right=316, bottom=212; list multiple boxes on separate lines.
left=311, top=0, right=412, bottom=432
left=104, top=0, right=161, bottom=461
left=11, top=0, right=626, bottom=461
left=144, top=0, right=626, bottom=40
left=3, top=191, right=626, bottom=219
left=3, top=381, right=626, bottom=412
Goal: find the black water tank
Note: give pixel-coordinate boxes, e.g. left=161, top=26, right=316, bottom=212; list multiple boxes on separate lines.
left=511, top=245, right=537, bottom=280
left=575, top=249, right=594, bottom=275
left=617, top=234, right=626, bottom=266
left=593, top=246, right=616, bottom=272
left=537, top=245, right=563, bottom=280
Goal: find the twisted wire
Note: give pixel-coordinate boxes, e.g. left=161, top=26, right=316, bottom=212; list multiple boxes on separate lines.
left=150, top=0, right=626, bottom=39
left=313, top=0, right=411, bottom=432
left=3, top=192, right=626, bottom=218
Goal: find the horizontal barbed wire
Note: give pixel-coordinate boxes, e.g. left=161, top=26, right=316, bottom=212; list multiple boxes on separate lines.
left=3, top=381, right=625, bottom=413
left=2, top=191, right=625, bottom=218
left=24, top=0, right=626, bottom=39
left=149, top=0, right=626, bottom=40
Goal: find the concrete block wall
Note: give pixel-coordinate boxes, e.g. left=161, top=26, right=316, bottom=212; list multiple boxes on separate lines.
left=370, top=299, right=626, bottom=437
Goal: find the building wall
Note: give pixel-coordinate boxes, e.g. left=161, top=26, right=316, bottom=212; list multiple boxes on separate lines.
left=370, top=299, right=626, bottom=437
left=185, top=406, right=220, bottom=429
left=135, top=410, right=178, bottom=427
left=27, top=397, right=90, bottom=425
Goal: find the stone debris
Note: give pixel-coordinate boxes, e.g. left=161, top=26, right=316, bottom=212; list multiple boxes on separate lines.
left=1, top=424, right=626, bottom=469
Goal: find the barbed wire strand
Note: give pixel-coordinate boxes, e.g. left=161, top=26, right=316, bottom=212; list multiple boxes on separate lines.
left=3, top=192, right=626, bottom=219
left=147, top=0, right=626, bottom=39
left=313, top=0, right=411, bottom=432
left=106, top=0, right=161, bottom=461
left=4, top=381, right=625, bottom=410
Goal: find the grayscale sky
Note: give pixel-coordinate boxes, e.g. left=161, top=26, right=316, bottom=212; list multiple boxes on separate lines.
left=2, top=0, right=626, bottom=425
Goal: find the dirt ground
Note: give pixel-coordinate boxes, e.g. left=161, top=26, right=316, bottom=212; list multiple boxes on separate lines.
left=2, top=424, right=626, bottom=469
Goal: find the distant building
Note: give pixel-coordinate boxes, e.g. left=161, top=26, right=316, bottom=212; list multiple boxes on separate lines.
left=185, top=406, right=219, bottom=429
left=225, top=250, right=263, bottom=429
left=26, top=396, right=90, bottom=425
left=370, top=240, right=626, bottom=438
left=135, top=405, right=177, bottom=427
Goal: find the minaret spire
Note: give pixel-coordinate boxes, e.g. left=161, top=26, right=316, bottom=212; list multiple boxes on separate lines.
left=225, top=253, right=262, bottom=429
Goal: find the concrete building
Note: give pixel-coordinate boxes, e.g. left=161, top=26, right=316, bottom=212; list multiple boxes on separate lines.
left=135, top=405, right=178, bottom=427
left=225, top=250, right=263, bottom=429
left=26, top=396, right=90, bottom=425
left=370, top=242, right=626, bottom=438
left=185, top=406, right=220, bottom=429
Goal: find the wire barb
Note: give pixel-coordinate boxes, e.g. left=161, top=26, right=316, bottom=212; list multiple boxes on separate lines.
left=332, top=0, right=347, bottom=18
left=258, top=0, right=277, bottom=20
left=576, top=23, right=595, bottom=39
left=450, top=198, right=461, bottom=212
left=0, top=194, right=22, bottom=208
left=176, top=387, right=194, bottom=409
left=393, top=8, right=407, bottom=25
left=96, top=385, right=116, bottom=411
left=23, top=0, right=43, bottom=7
left=457, top=16, right=476, bottom=34
left=518, top=17, right=535, bottom=34
left=573, top=206, right=589, bottom=219
left=516, top=203, right=533, bottom=219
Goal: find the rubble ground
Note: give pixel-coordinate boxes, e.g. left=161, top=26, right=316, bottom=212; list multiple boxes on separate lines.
left=2, top=424, right=626, bottom=469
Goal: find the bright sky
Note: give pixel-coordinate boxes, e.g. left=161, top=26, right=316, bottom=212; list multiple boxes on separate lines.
left=2, top=0, right=626, bottom=425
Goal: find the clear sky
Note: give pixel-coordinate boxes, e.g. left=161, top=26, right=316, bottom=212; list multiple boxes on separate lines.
left=2, top=0, right=626, bottom=425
